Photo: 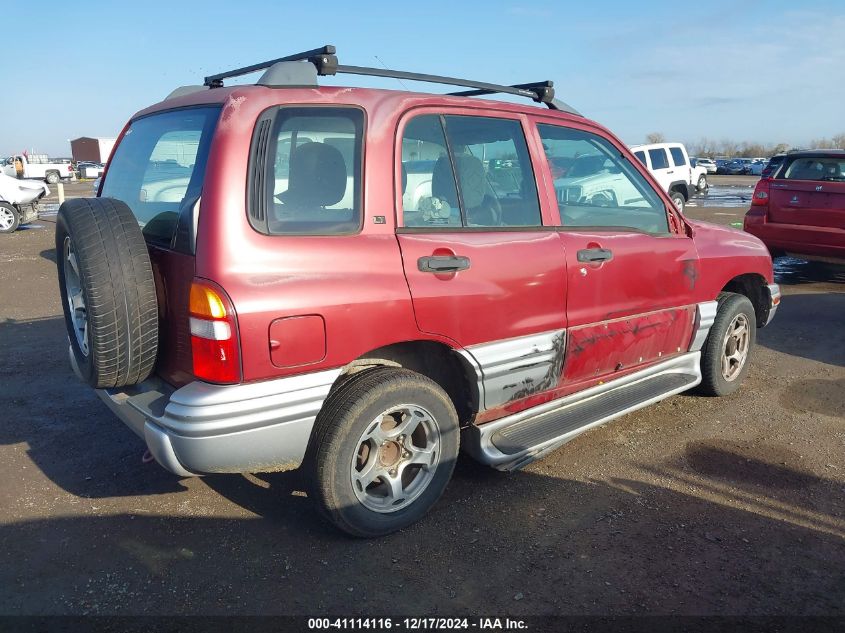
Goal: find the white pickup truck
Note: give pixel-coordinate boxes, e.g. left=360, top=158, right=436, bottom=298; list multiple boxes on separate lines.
left=2, top=154, right=75, bottom=184
left=629, top=142, right=708, bottom=212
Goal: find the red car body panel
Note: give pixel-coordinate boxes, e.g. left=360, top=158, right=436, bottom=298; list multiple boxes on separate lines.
left=397, top=230, right=568, bottom=346
left=108, top=84, right=775, bottom=424
left=745, top=178, right=845, bottom=262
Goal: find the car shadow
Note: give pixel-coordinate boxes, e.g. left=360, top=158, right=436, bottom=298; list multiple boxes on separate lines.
left=1, top=445, right=843, bottom=616
left=756, top=290, right=845, bottom=367
left=0, top=316, right=187, bottom=497
left=39, top=247, right=57, bottom=264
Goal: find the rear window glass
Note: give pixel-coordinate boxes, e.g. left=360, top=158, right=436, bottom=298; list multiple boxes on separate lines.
left=101, top=106, right=220, bottom=245
left=781, top=157, right=845, bottom=181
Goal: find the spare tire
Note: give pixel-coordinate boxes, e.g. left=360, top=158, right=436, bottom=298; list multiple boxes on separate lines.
left=56, top=198, right=158, bottom=388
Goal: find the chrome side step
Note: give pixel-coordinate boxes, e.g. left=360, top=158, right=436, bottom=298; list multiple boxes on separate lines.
left=462, top=352, right=702, bottom=471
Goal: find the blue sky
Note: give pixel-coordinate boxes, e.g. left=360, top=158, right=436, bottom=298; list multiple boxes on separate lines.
left=3, top=0, right=843, bottom=156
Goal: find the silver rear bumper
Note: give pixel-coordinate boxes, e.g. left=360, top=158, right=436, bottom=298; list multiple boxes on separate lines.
left=94, top=368, right=340, bottom=476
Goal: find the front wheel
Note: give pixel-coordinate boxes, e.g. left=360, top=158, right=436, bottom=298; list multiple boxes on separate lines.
left=305, top=367, right=459, bottom=537
left=698, top=293, right=756, bottom=396
left=0, top=203, right=20, bottom=233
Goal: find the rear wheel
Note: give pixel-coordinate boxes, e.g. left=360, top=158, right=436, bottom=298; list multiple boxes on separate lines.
left=0, top=203, right=20, bottom=233
left=305, top=367, right=459, bottom=537
left=698, top=293, right=756, bottom=396
left=46, top=171, right=60, bottom=185
left=56, top=197, right=158, bottom=388
left=670, top=191, right=685, bottom=212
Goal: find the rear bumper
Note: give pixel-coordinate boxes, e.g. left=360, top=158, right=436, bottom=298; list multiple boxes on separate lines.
left=93, top=367, right=340, bottom=476
left=746, top=222, right=845, bottom=264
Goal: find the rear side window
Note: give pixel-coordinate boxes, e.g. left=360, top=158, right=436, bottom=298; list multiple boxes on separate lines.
left=648, top=148, right=669, bottom=170
left=669, top=147, right=687, bottom=167
left=781, top=157, right=845, bottom=181
left=400, top=114, right=541, bottom=228
left=251, top=107, right=364, bottom=235
left=101, top=106, right=220, bottom=246
left=633, top=151, right=647, bottom=166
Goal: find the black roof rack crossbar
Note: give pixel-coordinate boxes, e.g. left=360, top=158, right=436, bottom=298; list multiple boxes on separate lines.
left=204, top=45, right=336, bottom=87
left=335, top=65, right=574, bottom=112
left=201, top=44, right=580, bottom=114
left=448, top=82, right=581, bottom=115
left=448, top=80, right=553, bottom=98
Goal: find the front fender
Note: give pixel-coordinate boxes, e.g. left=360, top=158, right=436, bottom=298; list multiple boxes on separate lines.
left=688, top=219, right=774, bottom=299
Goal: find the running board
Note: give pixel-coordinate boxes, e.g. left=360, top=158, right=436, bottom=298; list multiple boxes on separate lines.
left=462, top=352, right=702, bottom=471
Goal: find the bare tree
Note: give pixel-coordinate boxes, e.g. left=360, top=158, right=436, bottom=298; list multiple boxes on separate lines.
left=645, top=132, right=665, bottom=144
left=719, top=139, right=739, bottom=157
left=810, top=137, right=836, bottom=149
left=832, top=133, right=845, bottom=149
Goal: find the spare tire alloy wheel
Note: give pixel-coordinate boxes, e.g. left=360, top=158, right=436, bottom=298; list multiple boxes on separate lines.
left=56, top=198, right=159, bottom=388
left=0, top=203, right=20, bottom=233
left=63, top=237, right=88, bottom=356
left=697, top=174, right=708, bottom=191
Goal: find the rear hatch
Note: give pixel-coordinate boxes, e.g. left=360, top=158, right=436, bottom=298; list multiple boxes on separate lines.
left=769, top=156, right=845, bottom=232
left=100, top=106, right=222, bottom=386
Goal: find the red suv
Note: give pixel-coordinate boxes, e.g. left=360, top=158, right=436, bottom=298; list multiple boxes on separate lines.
left=744, top=150, right=845, bottom=265
left=56, top=47, right=780, bottom=536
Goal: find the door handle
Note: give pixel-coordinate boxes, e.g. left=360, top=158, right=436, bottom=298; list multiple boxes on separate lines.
left=577, top=248, right=613, bottom=263
left=418, top=255, right=471, bottom=273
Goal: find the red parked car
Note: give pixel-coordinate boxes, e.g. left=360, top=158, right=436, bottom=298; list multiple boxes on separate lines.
left=745, top=150, right=845, bottom=264
left=55, top=46, right=780, bottom=536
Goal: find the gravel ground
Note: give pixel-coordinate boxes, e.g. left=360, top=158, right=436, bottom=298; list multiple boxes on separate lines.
left=0, top=178, right=842, bottom=616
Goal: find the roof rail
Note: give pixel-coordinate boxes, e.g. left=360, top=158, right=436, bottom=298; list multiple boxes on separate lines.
left=201, top=45, right=580, bottom=114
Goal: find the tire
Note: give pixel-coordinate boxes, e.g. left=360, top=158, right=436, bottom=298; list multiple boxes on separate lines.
left=305, top=367, right=460, bottom=537
left=0, top=203, right=20, bottom=233
left=46, top=171, right=59, bottom=185
left=698, top=292, right=756, bottom=397
left=56, top=198, right=158, bottom=388
left=697, top=174, right=708, bottom=191
left=670, top=191, right=685, bottom=212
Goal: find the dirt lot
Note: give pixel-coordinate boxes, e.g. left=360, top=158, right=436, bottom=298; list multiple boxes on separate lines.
left=1, top=177, right=843, bottom=616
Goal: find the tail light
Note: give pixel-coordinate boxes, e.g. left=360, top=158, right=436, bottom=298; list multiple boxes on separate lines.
left=188, top=280, right=241, bottom=384
left=744, top=178, right=770, bottom=231
left=751, top=178, right=771, bottom=206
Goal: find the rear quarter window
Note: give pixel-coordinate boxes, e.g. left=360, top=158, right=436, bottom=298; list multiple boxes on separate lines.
left=101, top=106, right=220, bottom=246
left=249, top=107, right=364, bottom=236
